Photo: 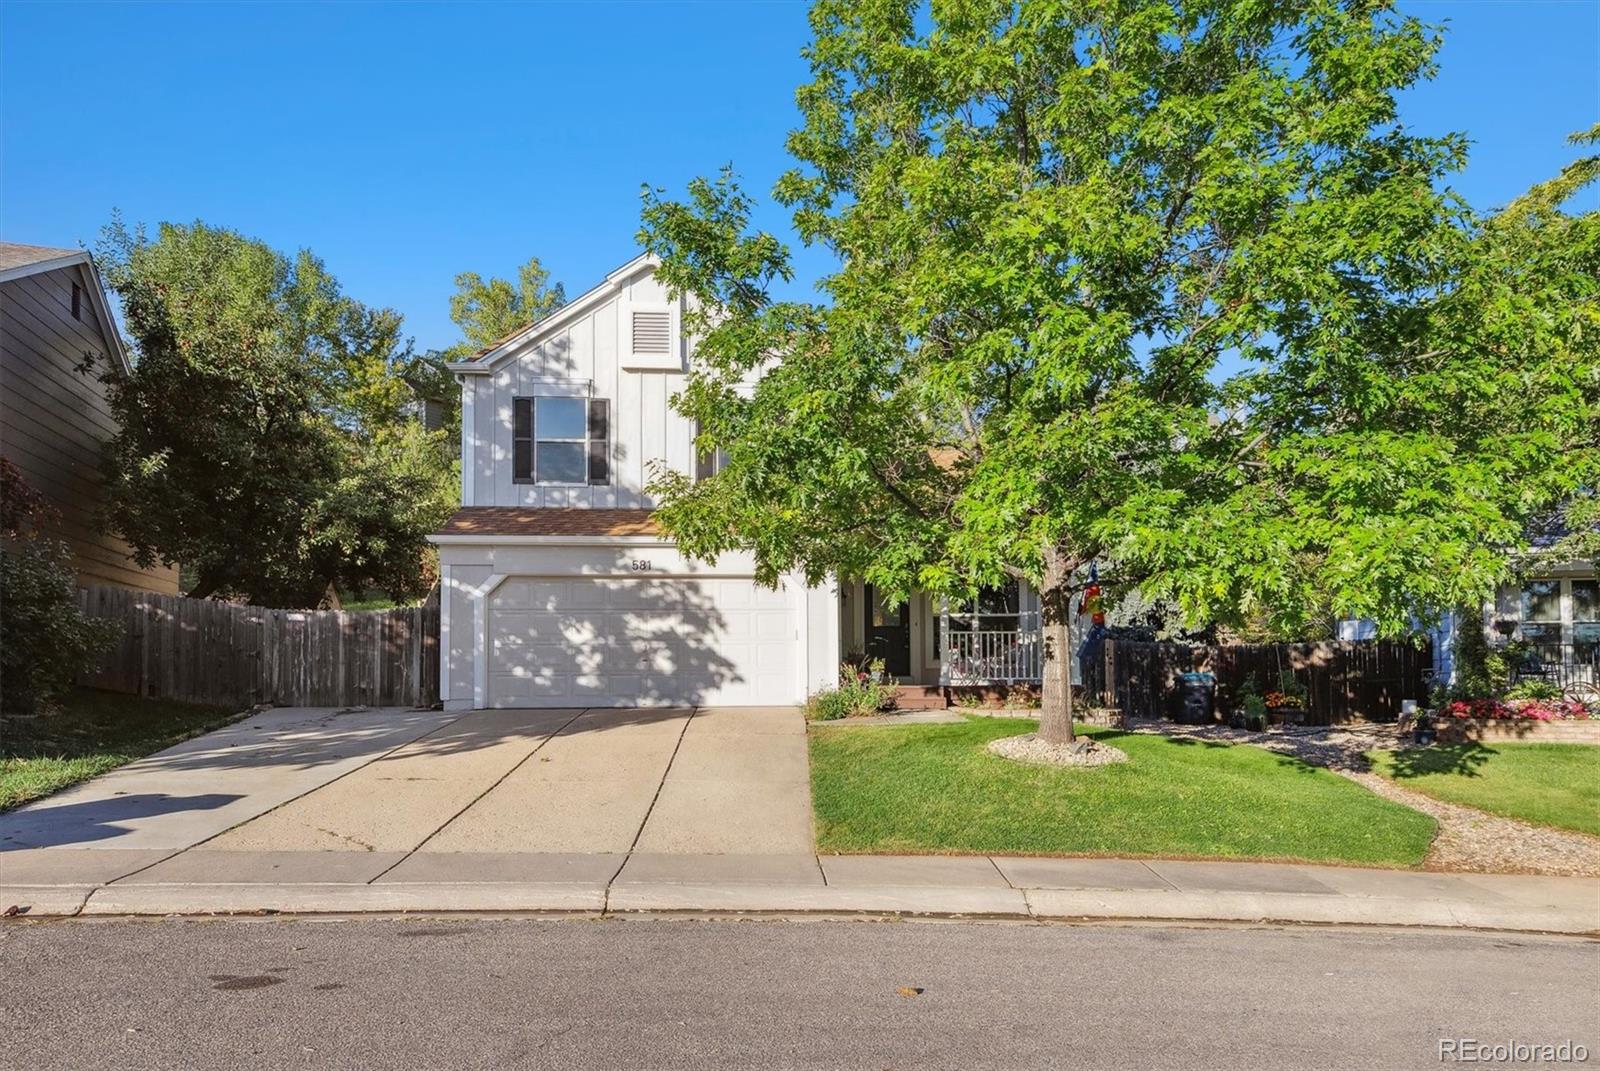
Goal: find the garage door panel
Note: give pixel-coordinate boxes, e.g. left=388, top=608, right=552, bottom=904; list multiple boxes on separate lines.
left=488, top=577, right=798, bottom=708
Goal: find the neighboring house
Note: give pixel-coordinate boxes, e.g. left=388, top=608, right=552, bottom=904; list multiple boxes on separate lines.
left=0, top=242, right=179, bottom=594
left=1338, top=507, right=1597, bottom=692
left=430, top=253, right=1052, bottom=710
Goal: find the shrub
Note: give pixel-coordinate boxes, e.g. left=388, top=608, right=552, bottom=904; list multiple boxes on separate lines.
left=805, top=658, right=895, bottom=720
left=807, top=689, right=854, bottom=721
left=1, top=539, right=120, bottom=714
left=1504, top=679, right=1562, bottom=701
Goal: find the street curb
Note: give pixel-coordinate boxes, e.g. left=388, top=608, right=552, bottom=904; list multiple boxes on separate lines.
left=2, top=880, right=1594, bottom=935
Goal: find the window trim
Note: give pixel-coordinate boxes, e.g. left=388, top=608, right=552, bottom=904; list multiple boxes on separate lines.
left=693, top=419, right=730, bottom=482
left=1511, top=576, right=1600, bottom=652
left=512, top=395, right=610, bottom=486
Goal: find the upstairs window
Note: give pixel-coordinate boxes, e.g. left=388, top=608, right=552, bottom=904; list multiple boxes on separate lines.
left=513, top=397, right=609, bottom=485
left=693, top=420, right=730, bottom=481
left=71, top=282, right=82, bottom=320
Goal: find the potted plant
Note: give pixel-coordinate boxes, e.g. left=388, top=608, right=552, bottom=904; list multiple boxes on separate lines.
left=1241, top=692, right=1268, bottom=732
left=1412, top=709, right=1437, bottom=746
left=1264, top=671, right=1310, bottom=726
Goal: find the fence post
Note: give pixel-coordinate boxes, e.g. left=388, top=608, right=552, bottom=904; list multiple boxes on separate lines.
left=139, top=595, right=151, bottom=697
left=1103, top=640, right=1116, bottom=712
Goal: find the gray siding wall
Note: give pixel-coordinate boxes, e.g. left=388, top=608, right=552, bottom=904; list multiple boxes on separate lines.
left=0, top=264, right=179, bottom=594
left=463, top=263, right=694, bottom=509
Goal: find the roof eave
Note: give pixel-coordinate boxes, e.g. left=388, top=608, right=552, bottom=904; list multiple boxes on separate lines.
left=428, top=533, right=671, bottom=546
left=466, top=252, right=660, bottom=372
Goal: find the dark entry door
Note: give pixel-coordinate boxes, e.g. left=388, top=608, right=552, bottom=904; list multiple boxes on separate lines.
left=864, top=584, right=911, bottom=677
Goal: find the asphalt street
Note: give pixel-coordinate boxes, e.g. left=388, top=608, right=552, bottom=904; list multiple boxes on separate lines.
left=2, top=916, right=1594, bottom=1070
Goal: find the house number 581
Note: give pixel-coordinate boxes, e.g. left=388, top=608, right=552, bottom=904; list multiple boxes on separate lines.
left=629, top=559, right=653, bottom=572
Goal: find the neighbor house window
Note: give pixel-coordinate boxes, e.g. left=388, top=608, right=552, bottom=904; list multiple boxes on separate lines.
left=1573, top=580, right=1599, bottom=661
left=512, top=397, right=609, bottom=485
left=1517, top=577, right=1600, bottom=660
left=71, top=282, right=82, bottom=320
left=1520, top=580, right=1563, bottom=647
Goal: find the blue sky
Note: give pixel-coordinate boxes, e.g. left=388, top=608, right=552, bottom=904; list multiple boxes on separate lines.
left=2, top=1, right=1596, bottom=353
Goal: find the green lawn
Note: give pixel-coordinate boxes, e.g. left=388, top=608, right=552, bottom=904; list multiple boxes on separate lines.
left=1368, top=743, right=1600, bottom=837
left=809, top=717, right=1437, bottom=866
left=1, top=689, right=238, bottom=811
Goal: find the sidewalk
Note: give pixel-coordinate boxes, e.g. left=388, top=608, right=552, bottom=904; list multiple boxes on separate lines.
left=4, top=851, right=1595, bottom=934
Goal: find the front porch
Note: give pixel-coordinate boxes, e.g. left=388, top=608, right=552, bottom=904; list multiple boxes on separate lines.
left=836, top=578, right=1063, bottom=690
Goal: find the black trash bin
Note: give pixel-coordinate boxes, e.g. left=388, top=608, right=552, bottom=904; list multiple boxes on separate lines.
left=1177, top=672, right=1215, bottom=725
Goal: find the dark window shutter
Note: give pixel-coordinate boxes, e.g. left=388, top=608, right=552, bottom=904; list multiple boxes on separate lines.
left=587, top=398, right=610, bottom=484
left=71, top=282, right=82, bottom=320
left=694, top=420, right=713, bottom=482
left=513, top=398, right=533, bottom=482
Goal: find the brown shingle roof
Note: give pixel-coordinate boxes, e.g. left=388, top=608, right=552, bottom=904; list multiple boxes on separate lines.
left=0, top=241, right=81, bottom=273
left=435, top=507, right=661, bottom=537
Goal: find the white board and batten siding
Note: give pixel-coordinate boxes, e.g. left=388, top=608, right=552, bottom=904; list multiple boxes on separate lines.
left=438, top=256, right=841, bottom=710
left=463, top=260, right=693, bottom=509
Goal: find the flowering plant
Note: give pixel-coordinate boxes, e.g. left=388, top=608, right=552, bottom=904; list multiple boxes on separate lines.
left=1440, top=697, right=1593, bottom=721
left=1264, top=691, right=1305, bottom=709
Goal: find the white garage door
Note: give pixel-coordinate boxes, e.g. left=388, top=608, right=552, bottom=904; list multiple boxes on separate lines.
left=488, top=577, right=799, bottom=708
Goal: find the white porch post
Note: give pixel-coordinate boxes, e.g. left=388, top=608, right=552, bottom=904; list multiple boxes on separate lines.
left=939, top=596, right=952, bottom=687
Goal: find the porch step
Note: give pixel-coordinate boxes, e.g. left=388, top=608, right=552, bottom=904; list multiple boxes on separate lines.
left=892, top=685, right=950, bottom=711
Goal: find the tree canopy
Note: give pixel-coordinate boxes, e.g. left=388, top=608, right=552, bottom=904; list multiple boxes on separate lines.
left=639, top=0, right=1599, bottom=741
left=97, top=219, right=457, bottom=607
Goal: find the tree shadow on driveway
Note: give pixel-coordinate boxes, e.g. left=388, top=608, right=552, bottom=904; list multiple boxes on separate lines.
left=0, top=793, right=241, bottom=849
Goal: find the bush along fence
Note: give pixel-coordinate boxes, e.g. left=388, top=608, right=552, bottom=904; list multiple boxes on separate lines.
left=76, top=585, right=440, bottom=710
left=1085, top=639, right=1432, bottom=724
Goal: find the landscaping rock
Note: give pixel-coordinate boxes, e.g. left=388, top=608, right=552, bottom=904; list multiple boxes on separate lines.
left=1127, top=717, right=1600, bottom=877
left=986, top=733, right=1129, bottom=768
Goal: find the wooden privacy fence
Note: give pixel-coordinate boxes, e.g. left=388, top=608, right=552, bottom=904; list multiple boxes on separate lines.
left=1088, top=638, right=1431, bottom=724
left=77, top=586, right=439, bottom=710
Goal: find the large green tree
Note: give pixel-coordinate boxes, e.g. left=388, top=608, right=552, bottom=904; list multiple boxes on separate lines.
left=640, top=0, right=1598, bottom=744
left=97, top=220, right=457, bottom=607
left=446, top=257, right=567, bottom=354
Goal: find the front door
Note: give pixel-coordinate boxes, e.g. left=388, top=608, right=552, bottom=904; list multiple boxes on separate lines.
left=864, top=584, right=911, bottom=678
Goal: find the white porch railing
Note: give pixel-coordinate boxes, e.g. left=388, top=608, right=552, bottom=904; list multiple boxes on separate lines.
left=943, top=611, right=1042, bottom=684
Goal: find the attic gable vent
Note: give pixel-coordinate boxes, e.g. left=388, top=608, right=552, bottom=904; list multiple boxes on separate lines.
left=620, top=301, right=682, bottom=370
left=631, top=310, right=672, bottom=355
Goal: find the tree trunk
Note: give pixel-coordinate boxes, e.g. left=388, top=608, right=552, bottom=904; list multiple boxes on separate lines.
left=184, top=570, right=225, bottom=600
left=1037, top=549, right=1077, bottom=745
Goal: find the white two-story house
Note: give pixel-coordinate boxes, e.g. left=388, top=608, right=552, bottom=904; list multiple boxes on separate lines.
left=430, top=255, right=839, bottom=710
left=430, top=253, right=1052, bottom=711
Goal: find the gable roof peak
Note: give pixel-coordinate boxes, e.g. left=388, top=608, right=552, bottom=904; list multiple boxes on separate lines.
left=448, top=251, right=659, bottom=375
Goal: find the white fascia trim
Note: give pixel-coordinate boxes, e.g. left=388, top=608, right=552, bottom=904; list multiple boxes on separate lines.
left=81, top=260, right=132, bottom=375
left=429, top=534, right=678, bottom=547
left=446, top=252, right=661, bottom=375
left=459, top=384, right=475, bottom=504
left=0, top=252, right=86, bottom=284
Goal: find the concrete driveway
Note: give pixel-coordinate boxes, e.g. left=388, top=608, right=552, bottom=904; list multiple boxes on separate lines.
left=0, top=704, right=813, bottom=889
